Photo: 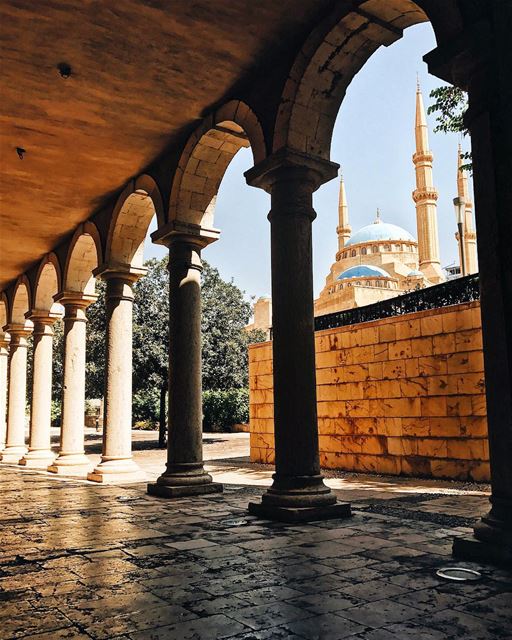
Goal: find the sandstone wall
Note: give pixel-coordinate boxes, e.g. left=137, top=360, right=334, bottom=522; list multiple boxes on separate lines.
left=248, top=301, right=489, bottom=481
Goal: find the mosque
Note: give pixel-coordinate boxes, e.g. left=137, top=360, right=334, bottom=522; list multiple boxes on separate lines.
left=250, top=83, right=478, bottom=331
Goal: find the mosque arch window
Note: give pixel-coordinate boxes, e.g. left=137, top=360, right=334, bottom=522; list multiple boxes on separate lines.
left=342, top=252, right=347, bottom=258
left=372, top=245, right=378, bottom=253
left=361, top=247, right=367, bottom=255
left=351, top=250, right=356, bottom=257
left=384, top=244, right=391, bottom=251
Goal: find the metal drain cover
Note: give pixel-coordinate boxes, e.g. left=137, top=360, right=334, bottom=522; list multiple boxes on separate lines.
left=221, top=518, right=248, bottom=527
left=436, top=567, right=481, bottom=582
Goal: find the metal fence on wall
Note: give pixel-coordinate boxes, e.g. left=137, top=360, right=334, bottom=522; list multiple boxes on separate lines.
left=314, top=274, right=480, bottom=333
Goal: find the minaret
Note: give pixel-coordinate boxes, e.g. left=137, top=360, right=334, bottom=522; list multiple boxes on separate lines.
left=456, top=144, right=478, bottom=274
left=336, top=172, right=351, bottom=255
left=412, top=80, right=444, bottom=283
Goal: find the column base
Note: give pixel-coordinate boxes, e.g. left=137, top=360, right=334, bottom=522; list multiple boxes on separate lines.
left=148, top=481, right=223, bottom=498
left=248, top=500, right=351, bottom=523
left=87, top=458, right=146, bottom=484
left=47, top=453, right=91, bottom=477
left=0, top=446, right=27, bottom=464
left=18, top=450, right=55, bottom=468
left=452, top=506, right=512, bottom=568
left=452, top=535, right=512, bottom=568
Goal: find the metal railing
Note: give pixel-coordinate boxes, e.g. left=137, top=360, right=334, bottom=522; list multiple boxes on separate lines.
left=314, top=273, right=480, bottom=332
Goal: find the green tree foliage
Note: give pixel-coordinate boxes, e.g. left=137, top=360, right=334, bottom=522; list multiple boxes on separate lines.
left=49, top=256, right=266, bottom=428
left=428, top=86, right=472, bottom=171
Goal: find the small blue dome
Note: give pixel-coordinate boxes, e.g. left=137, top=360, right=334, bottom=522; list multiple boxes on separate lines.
left=407, top=269, right=423, bottom=277
left=337, top=265, right=390, bottom=280
left=345, top=221, right=415, bottom=247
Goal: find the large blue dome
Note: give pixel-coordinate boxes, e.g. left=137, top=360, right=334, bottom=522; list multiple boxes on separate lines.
left=337, top=265, right=390, bottom=280
left=345, top=221, right=415, bottom=247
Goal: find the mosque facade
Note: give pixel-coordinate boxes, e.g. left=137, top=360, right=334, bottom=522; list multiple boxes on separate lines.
left=314, top=83, right=477, bottom=316
left=251, top=84, right=478, bottom=329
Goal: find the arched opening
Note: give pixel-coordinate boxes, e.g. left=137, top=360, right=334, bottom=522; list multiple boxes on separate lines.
left=64, top=224, right=102, bottom=296
left=10, top=277, right=32, bottom=328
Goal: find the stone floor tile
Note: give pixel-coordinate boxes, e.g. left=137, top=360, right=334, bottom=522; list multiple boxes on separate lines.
left=394, top=586, right=475, bottom=612
left=352, top=621, right=448, bottom=640
left=281, top=612, right=365, bottom=639
left=233, top=585, right=305, bottom=606
left=455, top=591, right=512, bottom=625
left=228, top=601, right=313, bottom=631
left=338, top=578, right=409, bottom=602
left=286, top=590, right=362, bottom=614
left=336, top=598, right=421, bottom=628
left=427, top=608, right=509, bottom=639
left=165, top=538, right=218, bottom=550
left=129, top=613, right=248, bottom=639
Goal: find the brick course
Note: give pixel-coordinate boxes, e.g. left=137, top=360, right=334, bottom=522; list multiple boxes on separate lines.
left=248, top=301, right=489, bottom=481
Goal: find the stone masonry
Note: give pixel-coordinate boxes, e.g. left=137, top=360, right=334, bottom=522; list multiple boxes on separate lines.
left=249, top=301, right=488, bottom=481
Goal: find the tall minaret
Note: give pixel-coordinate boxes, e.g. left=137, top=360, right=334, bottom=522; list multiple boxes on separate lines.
left=412, top=81, right=444, bottom=283
left=336, top=172, right=351, bottom=255
left=456, top=144, right=478, bottom=274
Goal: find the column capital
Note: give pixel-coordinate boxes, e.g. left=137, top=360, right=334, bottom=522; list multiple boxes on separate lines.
left=93, top=263, right=148, bottom=283
left=3, top=324, right=32, bottom=340
left=0, top=332, right=10, bottom=348
left=150, top=220, right=220, bottom=249
left=54, top=291, right=97, bottom=309
left=244, top=148, right=339, bottom=194
left=27, top=310, right=62, bottom=325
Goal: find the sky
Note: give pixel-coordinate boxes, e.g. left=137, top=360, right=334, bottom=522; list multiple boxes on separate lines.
left=145, top=22, right=472, bottom=301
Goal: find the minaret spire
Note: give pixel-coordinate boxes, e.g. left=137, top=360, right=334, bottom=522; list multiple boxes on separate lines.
left=456, top=144, right=478, bottom=274
left=336, top=171, right=351, bottom=254
left=412, top=80, right=444, bottom=284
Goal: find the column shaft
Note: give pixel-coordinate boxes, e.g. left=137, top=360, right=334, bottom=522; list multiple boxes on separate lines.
left=48, top=300, right=91, bottom=475
left=88, top=274, right=145, bottom=483
left=0, top=329, right=30, bottom=463
left=245, top=151, right=350, bottom=521
left=148, top=238, right=222, bottom=497
left=20, top=318, right=56, bottom=467
left=0, top=337, right=9, bottom=451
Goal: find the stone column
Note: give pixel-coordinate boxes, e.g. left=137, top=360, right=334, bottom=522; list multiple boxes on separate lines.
left=442, top=14, right=512, bottom=566
left=245, top=148, right=351, bottom=522
left=148, top=229, right=222, bottom=498
left=88, top=267, right=146, bottom=483
left=19, top=313, right=59, bottom=467
left=0, top=326, right=31, bottom=463
left=0, top=333, right=9, bottom=451
left=48, top=294, right=95, bottom=476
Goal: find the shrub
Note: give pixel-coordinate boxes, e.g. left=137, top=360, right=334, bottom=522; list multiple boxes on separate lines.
left=132, top=388, right=160, bottom=422
left=133, top=420, right=158, bottom=431
left=51, top=400, right=61, bottom=427
left=202, top=388, right=249, bottom=432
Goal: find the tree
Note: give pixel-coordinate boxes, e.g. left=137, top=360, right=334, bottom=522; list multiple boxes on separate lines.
left=49, top=256, right=266, bottom=432
left=428, top=86, right=472, bottom=171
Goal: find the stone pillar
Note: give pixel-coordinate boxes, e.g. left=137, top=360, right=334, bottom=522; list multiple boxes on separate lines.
left=19, top=313, right=59, bottom=467
left=443, top=13, right=512, bottom=566
left=88, top=268, right=146, bottom=483
left=0, top=326, right=31, bottom=463
left=0, top=334, right=9, bottom=451
left=245, top=149, right=351, bottom=522
left=48, top=294, right=95, bottom=476
left=148, top=229, right=222, bottom=498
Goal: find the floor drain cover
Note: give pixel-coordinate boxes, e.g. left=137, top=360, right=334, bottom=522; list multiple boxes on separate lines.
left=436, top=567, right=481, bottom=582
left=221, top=518, right=248, bottom=527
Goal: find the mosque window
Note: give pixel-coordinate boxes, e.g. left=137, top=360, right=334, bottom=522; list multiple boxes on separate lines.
left=372, top=245, right=378, bottom=253
left=342, top=252, right=347, bottom=258
left=356, top=281, right=361, bottom=286
left=361, top=247, right=367, bottom=255
left=351, top=250, right=356, bottom=257
left=384, top=244, right=391, bottom=251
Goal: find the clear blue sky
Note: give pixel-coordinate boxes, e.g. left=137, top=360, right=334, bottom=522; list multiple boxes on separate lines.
left=146, top=22, right=472, bottom=300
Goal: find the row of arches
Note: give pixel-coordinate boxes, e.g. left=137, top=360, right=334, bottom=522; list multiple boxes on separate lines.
left=1, top=0, right=510, bottom=565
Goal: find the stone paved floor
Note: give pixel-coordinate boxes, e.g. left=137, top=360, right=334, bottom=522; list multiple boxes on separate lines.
left=1, top=446, right=512, bottom=640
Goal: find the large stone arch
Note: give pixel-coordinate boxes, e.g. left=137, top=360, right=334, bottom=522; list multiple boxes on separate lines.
left=168, top=100, right=266, bottom=228
left=106, top=175, right=164, bottom=269
left=33, top=253, right=62, bottom=314
left=9, top=276, right=32, bottom=328
left=63, top=222, right=102, bottom=295
left=273, top=0, right=462, bottom=159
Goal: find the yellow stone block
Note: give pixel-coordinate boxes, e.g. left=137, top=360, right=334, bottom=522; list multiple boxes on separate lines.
left=400, top=377, right=428, bottom=398
left=456, top=373, right=485, bottom=395
left=418, top=355, right=448, bottom=376
left=378, top=323, right=396, bottom=343
left=471, top=395, right=487, bottom=417
left=402, top=417, right=430, bottom=437
left=411, top=336, right=433, bottom=357
left=317, top=385, right=338, bottom=402
left=429, top=416, right=461, bottom=437
left=433, top=333, right=456, bottom=355
left=455, top=329, right=483, bottom=352
left=417, top=438, right=448, bottom=458
left=405, top=358, right=420, bottom=378
left=388, top=339, right=412, bottom=361
left=420, top=314, right=444, bottom=336
left=421, top=396, right=447, bottom=417
left=382, top=360, right=406, bottom=379
left=395, top=319, right=421, bottom=340
left=446, top=396, right=473, bottom=417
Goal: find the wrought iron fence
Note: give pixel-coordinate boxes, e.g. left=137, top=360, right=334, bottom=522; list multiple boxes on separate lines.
left=314, top=274, right=480, bottom=332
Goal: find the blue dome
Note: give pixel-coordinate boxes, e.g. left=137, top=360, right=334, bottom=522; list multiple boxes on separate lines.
left=337, top=265, right=390, bottom=280
left=345, top=221, right=415, bottom=247
left=407, top=269, right=423, bottom=277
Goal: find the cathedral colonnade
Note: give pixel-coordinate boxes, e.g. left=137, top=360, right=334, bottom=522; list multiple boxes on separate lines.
left=0, top=1, right=511, bottom=566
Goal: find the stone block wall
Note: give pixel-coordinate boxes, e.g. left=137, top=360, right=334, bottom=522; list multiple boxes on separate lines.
left=248, top=301, right=489, bottom=481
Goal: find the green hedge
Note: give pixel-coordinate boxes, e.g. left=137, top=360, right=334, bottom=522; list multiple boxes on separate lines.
left=202, top=388, right=249, bottom=432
